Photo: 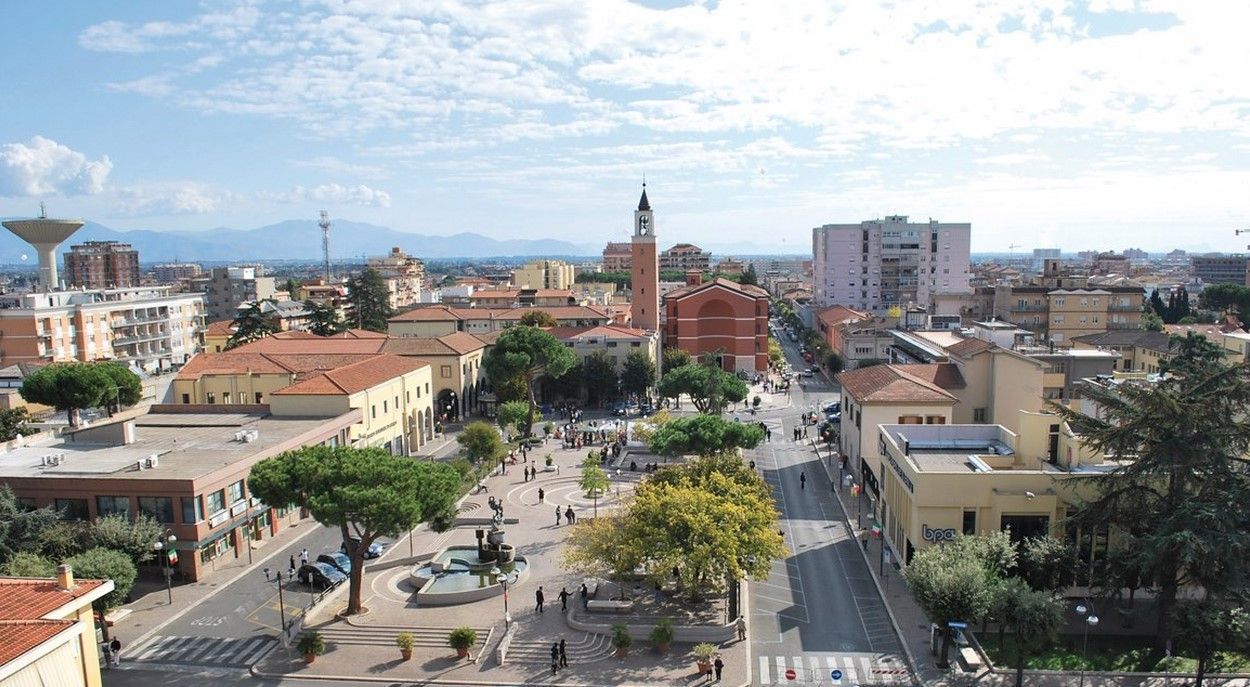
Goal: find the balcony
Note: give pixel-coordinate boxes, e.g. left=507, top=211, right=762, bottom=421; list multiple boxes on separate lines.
left=1012, top=303, right=1047, bottom=312
left=1108, top=304, right=1141, bottom=312
left=112, top=331, right=169, bottom=346
left=1107, top=321, right=1140, bottom=330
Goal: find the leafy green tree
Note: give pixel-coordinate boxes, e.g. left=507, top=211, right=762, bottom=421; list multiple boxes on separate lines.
left=544, top=360, right=583, bottom=401
left=824, top=350, right=845, bottom=374
left=1142, top=311, right=1164, bottom=331
left=578, top=455, right=610, bottom=518
left=249, top=445, right=460, bottom=615
left=1198, top=283, right=1250, bottom=315
left=1172, top=602, right=1250, bottom=687
left=227, top=299, right=280, bottom=349
left=496, top=400, right=531, bottom=438
left=20, top=362, right=113, bottom=427
left=494, top=374, right=530, bottom=403
left=97, top=361, right=143, bottom=410
left=85, top=513, right=164, bottom=566
left=518, top=310, right=557, bottom=327
left=562, top=516, right=641, bottom=600
left=657, top=363, right=748, bottom=414
left=67, top=547, right=136, bottom=642
left=1052, top=333, right=1250, bottom=648
left=998, top=578, right=1064, bottom=687
left=662, top=348, right=693, bottom=372
left=1150, top=288, right=1168, bottom=320
left=282, top=277, right=301, bottom=295
left=457, top=421, right=505, bottom=463
left=36, top=521, right=89, bottom=562
left=739, top=263, right=759, bottom=286
left=0, top=407, right=32, bottom=442
left=0, top=486, right=62, bottom=563
left=648, top=414, right=764, bottom=458
left=619, top=351, right=657, bottom=400
left=3, top=551, right=55, bottom=577
left=582, top=351, right=619, bottom=404
left=1019, top=536, right=1077, bottom=592
left=482, top=325, right=577, bottom=433
left=304, top=300, right=343, bottom=336
left=345, top=268, right=396, bottom=332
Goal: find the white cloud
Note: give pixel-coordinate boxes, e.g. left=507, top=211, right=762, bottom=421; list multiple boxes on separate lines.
left=116, top=182, right=231, bottom=215
left=263, top=184, right=392, bottom=208
left=0, top=136, right=112, bottom=197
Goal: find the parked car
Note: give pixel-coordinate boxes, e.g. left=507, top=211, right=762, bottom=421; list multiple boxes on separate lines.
left=638, top=403, right=655, bottom=417
left=800, top=369, right=814, bottom=378
left=317, top=552, right=352, bottom=576
left=612, top=401, right=629, bottom=416
left=342, top=537, right=384, bottom=559
left=823, top=401, right=841, bottom=414
left=297, top=562, right=346, bottom=589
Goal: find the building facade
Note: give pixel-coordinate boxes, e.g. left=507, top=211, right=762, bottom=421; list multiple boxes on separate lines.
left=663, top=272, right=769, bottom=372
left=813, top=216, right=972, bottom=313
left=511, top=259, right=576, bottom=291
left=199, top=267, right=279, bottom=322
left=1192, top=254, right=1250, bottom=285
left=63, top=241, right=141, bottom=289
left=367, top=247, right=425, bottom=309
left=602, top=242, right=632, bottom=271
left=388, top=304, right=611, bottom=337
left=659, top=243, right=711, bottom=272
left=0, top=568, right=113, bottom=687
left=0, top=286, right=204, bottom=372
left=153, top=262, right=204, bottom=283
left=631, top=187, right=660, bottom=332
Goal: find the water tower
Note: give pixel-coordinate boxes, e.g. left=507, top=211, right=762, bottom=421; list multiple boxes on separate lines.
left=2, top=205, right=84, bottom=291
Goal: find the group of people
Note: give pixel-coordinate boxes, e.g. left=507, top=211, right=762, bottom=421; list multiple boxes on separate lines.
left=521, top=463, right=545, bottom=482
left=101, top=637, right=123, bottom=668
left=555, top=504, right=576, bottom=526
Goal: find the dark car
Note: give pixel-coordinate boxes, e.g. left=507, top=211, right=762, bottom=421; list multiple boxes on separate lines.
left=342, top=537, right=384, bottom=559
left=297, top=562, right=346, bottom=589
left=317, top=552, right=352, bottom=576
left=612, top=401, right=629, bottom=416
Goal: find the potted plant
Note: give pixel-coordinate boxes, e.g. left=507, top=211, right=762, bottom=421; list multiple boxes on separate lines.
left=544, top=455, right=554, bottom=470
left=297, top=631, right=325, bottom=664
left=396, top=631, right=415, bottom=661
left=543, top=421, right=554, bottom=436
left=612, top=624, right=632, bottom=658
left=752, top=395, right=761, bottom=408
left=649, top=618, right=674, bottom=654
left=448, top=626, right=476, bottom=659
left=693, top=642, right=717, bottom=674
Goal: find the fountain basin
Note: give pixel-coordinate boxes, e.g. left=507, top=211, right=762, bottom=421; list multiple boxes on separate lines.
left=410, top=545, right=529, bottom=606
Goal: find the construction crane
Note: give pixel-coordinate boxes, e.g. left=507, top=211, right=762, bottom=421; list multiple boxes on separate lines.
left=318, top=210, right=332, bottom=282
left=1007, top=243, right=1021, bottom=264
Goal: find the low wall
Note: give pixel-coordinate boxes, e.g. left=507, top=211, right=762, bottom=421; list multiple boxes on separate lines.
left=494, top=623, right=519, bottom=666
left=566, top=611, right=735, bottom=644
left=409, top=555, right=529, bottom=607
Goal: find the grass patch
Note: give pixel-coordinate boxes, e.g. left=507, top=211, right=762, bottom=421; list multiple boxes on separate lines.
left=982, top=635, right=1250, bottom=674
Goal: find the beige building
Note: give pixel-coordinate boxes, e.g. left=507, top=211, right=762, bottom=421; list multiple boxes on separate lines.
left=368, top=247, right=425, bottom=309
left=0, top=286, right=204, bottom=372
left=0, top=568, right=114, bottom=687
left=602, top=242, right=632, bottom=271
left=388, top=304, right=611, bottom=337
left=198, top=267, right=279, bottom=322
left=660, top=243, right=711, bottom=272
left=549, top=324, right=660, bottom=372
left=511, top=259, right=576, bottom=291
left=992, top=261, right=1144, bottom=345
left=1071, top=330, right=1172, bottom=373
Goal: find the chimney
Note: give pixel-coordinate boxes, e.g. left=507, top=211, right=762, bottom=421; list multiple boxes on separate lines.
left=685, top=269, right=703, bottom=286
left=56, top=563, right=74, bottom=591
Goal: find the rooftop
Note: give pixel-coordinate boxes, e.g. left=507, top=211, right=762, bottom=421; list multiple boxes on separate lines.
left=836, top=363, right=963, bottom=403
left=880, top=423, right=1018, bottom=473
left=664, top=277, right=768, bottom=300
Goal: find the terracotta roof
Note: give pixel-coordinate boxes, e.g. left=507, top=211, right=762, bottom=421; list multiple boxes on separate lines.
left=228, top=337, right=386, bottom=355
left=0, top=578, right=107, bottom=620
left=176, top=352, right=384, bottom=380
left=470, top=289, right=573, bottom=300
left=471, top=331, right=504, bottom=345
left=498, top=306, right=608, bottom=320
left=665, top=277, right=769, bottom=300
left=817, top=305, right=870, bottom=329
left=205, top=320, right=235, bottom=337
left=548, top=324, right=651, bottom=341
left=380, top=331, right=486, bottom=357
left=389, top=305, right=464, bottom=322
left=945, top=337, right=993, bottom=358
left=1072, top=330, right=1172, bottom=352
left=0, top=619, right=74, bottom=667
left=835, top=364, right=960, bottom=403
left=272, top=355, right=429, bottom=396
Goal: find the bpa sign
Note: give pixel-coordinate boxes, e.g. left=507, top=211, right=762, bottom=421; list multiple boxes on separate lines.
left=922, top=525, right=957, bottom=543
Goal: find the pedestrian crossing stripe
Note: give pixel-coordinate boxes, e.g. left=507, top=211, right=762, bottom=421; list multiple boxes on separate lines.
left=756, top=654, right=907, bottom=685
left=126, top=634, right=273, bottom=666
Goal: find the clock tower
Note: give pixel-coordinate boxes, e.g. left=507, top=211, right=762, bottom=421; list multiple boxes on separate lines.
left=630, top=184, right=660, bottom=331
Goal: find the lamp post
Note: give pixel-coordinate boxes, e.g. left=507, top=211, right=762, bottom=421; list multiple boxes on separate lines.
left=1075, top=603, right=1100, bottom=687
left=151, top=530, right=177, bottom=605
left=489, top=566, right=510, bottom=626
left=263, top=567, right=295, bottom=633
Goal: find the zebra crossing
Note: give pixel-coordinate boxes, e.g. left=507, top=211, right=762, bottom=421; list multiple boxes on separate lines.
left=755, top=653, right=912, bottom=686
left=125, top=634, right=274, bottom=667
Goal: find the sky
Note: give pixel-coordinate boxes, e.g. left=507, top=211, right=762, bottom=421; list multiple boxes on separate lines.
left=1, top=0, right=1248, bottom=254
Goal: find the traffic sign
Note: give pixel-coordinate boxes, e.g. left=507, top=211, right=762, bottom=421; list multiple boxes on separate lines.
left=948, top=621, right=968, bottom=629
left=831, top=669, right=844, bottom=680
left=785, top=668, right=797, bottom=681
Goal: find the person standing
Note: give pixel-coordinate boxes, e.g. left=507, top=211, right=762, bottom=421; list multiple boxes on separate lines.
left=535, top=586, right=545, bottom=613
left=565, top=505, right=575, bottom=524
left=550, top=642, right=559, bottom=674
left=558, top=586, right=570, bottom=612
left=538, top=487, right=545, bottom=504
left=289, top=554, right=296, bottom=572
left=714, top=655, right=724, bottom=682
left=559, top=638, right=568, bottom=668
left=556, top=506, right=562, bottom=527
left=579, top=582, right=589, bottom=610
left=736, top=615, right=747, bottom=641
left=109, top=637, right=122, bottom=667
left=859, top=528, right=869, bottom=550
left=299, top=548, right=309, bottom=566
left=799, top=471, right=806, bottom=490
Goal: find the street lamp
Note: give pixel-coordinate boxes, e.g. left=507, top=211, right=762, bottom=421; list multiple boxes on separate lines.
left=489, top=566, right=510, bottom=626
left=151, top=531, right=177, bottom=605
left=1075, top=603, right=1100, bottom=687
left=263, top=567, right=295, bottom=634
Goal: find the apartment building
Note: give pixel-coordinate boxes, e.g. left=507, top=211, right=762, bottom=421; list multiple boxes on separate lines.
left=1092, top=252, right=1131, bottom=276
left=602, top=242, right=632, bottom=271
left=1192, top=254, right=1250, bottom=286
left=388, top=304, right=611, bottom=337
left=199, top=267, right=279, bottom=322
left=549, top=324, right=661, bottom=374
left=367, top=247, right=425, bottom=309
left=468, top=289, right=575, bottom=308
left=153, top=262, right=203, bottom=283
left=659, top=243, right=711, bottom=272
left=0, top=286, right=204, bottom=372
left=991, top=261, right=1144, bottom=344
left=63, top=240, right=141, bottom=289
left=813, top=215, right=971, bottom=313
left=511, top=259, right=576, bottom=291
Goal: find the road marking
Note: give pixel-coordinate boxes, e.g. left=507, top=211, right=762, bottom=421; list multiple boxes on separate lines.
left=759, top=655, right=770, bottom=683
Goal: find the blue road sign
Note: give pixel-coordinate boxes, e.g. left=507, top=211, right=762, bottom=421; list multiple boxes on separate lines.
left=831, top=669, right=844, bottom=680
left=947, top=621, right=968, bottom=629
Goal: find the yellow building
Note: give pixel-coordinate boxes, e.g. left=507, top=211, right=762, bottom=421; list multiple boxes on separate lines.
left=0, top=566, right=114, bottom=687
left=1071, top=330, right=1172, bottom=373
left=511, top=259, right=576, bottom=291
left=387, top=304, right=611, bottom=337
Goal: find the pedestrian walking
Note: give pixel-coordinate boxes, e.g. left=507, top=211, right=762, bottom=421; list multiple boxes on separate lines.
left=859, top=529, right=869, bottom=550
left=736, top=615, right=747, bottom=641
left=299, top=548, right=309, bottom=566
left=714, top=655, right=724, bottom=682
left=558, top=586, right=570, bottom=612
left=535, top=586, right=545, bottom=613
left=109, top=637, right=122, bottom=667
left=538, top=487, right=545, bottom=503
left=289, top=554, right=296, bottom=572
left=580, top=582, right=589, bottom=610
left=565, top=505, right=575, bottom=524
left=101, top=641, right=112, bottom=669
left=550, top=643, right=559, bottom=674
left=559, top=638, right=568, bottom=667
left=799, top=471, right=806, bottom=490
left=556, top=506, right=562, bottom=526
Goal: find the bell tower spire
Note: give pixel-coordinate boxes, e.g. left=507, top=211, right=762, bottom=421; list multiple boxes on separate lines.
left=630, top=184, right=659, bottom=331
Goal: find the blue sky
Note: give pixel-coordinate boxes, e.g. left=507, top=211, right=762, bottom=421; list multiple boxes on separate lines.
left=1, top=0, right=1248, bottom=253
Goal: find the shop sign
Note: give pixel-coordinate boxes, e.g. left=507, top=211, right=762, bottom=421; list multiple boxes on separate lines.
left=208, top=510, right=229, bottom=528
left=922, top=525, right=957, bottom=542
left=230, top=500, right=248, bottom=516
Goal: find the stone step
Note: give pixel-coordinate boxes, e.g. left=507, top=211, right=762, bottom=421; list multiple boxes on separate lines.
left=315, top=626, right=491, bottom=648
left=504, top=633, right=615, bottom=664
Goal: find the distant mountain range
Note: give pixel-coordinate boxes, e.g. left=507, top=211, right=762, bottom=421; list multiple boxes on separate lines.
left=0, top=218, right=600, bottom=262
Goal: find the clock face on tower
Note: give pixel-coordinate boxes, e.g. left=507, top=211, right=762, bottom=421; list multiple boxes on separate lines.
left=638, top=215, right=650, bottom=235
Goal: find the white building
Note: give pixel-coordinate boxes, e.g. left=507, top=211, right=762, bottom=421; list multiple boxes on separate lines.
left=813, top=216, right=971, bottom=313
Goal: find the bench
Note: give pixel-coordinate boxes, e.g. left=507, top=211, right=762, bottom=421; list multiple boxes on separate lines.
left=959, top=647, right=983, bottom=671
left=586, top=599, right=633, bottom=613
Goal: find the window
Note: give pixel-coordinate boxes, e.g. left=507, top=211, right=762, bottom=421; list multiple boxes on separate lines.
left=227, top=480, right=245, bottom=504
left=207, top=392, right=216, bottom=404
left=181, top=393, right=190, bottom=404
left=973, top=407, right=987, bottom=423
left=962, top=510, right=977, bottom=535
left=138, top=496, right=175, bottom=523
left=406, top=391, right=410, bottom=403
left=607, top=341, right=618, bottom=348
left=255, top=392, right=263, bottom=404
left=383, top=400, right=388, bottom=413
left=206, top=489, right=226, bottom=515
left=181, top=495, right=204, bottom=524
left=222, top=392, right=231, bottom=404
left=371, top=405, right=376, bottom=419
left=925, top=416, right=946, bottom=424
left=440, top=365, right=452, bottom=378
left=897, top=415, right=923, bottom=424
left=96, top=495, right=130, bottom=518
left=55, top=498, right=89, bottom=521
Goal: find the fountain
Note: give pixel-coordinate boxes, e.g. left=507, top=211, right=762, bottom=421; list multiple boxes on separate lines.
left=410, top=524, right=528, bottom=606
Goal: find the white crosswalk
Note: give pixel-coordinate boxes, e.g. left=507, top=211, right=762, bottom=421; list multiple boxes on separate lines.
left=125, top=634, right=274, bottom=667
left=755, top=654, right=911, bottom=686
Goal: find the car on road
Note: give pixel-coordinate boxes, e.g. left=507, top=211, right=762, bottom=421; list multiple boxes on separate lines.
left=823, top=401, right=841, bottom=414
left=317, top=552, right=352, bottom=576
left=612, top=400, right=629, bottom=416
left=638, top=402, right=655, bottom=417
left=800, top=369, right=814, bottom=378
left=297, top=562, right=346, bottom=589
left=342, top=537, right=384, bottom=559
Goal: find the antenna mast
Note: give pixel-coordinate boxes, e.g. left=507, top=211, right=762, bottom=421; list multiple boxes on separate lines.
left=318, top=210, right=332, bottom=282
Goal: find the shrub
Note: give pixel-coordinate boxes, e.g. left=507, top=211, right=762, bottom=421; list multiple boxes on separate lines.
left=297, top=632, right=325, bottom=656
left=396, top=631, right=415, bottom=650
left=649, top=618, right=674, bottom=645
left=448, top=626, right=477, bottom=651
left=693, top=642, right=717, bottom=660
left=612, top=624, right=632, bottom=649
left=3, top=552, right=55, bottom=577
